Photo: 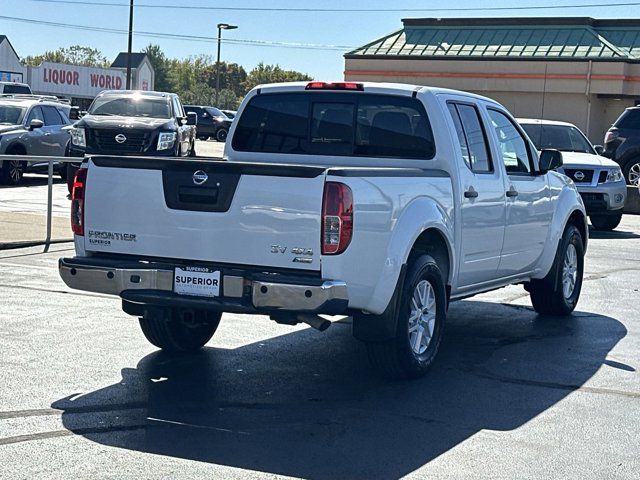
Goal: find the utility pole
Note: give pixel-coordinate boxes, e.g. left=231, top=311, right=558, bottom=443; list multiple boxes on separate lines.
left=126, top=0, right=134, bottom=90
left=215, top=23, right=238, bottom=105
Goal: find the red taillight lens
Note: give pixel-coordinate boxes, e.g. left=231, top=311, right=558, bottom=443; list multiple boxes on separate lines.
left=322, top=182, right=353, bottom=255
left=71, top=167, right=87, bottom=236
left=305, top=81, right=363, bottom=91
left=604, top=129, right=619, bottom=144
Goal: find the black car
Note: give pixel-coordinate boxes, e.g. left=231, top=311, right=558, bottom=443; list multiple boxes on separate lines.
left=183, top=105, right=232, bottom=142
left=603, top=106, right=640, bottom=185
left=67, top=90, right=197, bottom=190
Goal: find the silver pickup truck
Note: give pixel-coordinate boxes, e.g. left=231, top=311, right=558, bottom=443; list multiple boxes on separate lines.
left=60, top=82, right=587, bottom=379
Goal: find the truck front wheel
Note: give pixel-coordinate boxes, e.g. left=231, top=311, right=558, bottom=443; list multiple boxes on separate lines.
left=529, top=224, right=584, bottom=316
left=365, top=254, right=446, bottom=379
left=139, top=308, right=221, bottom=352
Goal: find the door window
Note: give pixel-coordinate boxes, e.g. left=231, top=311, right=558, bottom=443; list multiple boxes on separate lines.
left=26, top=106, right=44, bottom=124
left=42, top=106, right=63, bottom=126
left=488, top=109, right=534, bottom=174
left=447, top=102, right=492, bottom=173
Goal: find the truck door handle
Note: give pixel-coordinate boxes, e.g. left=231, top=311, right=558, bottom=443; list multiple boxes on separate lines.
left=506, top=188, right=519, bottom=197
left=464, top=188, right=478, bottom=199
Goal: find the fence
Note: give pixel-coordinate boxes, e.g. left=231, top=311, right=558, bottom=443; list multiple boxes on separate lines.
left=0, top=155, right=77, bottom=252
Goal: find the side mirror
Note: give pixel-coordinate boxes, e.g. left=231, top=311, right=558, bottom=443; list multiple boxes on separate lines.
left=186, top=112, right=197, bottom=126
left=29, top=119, right=44, bottom=131
left=69, top=107, right=80, bottom=120
left=594, top=144, right=604, bottom=155
left=539, top=149, right=563, bottom=173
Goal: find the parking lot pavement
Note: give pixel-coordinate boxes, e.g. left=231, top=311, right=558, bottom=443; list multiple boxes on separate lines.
left=1, top=218, right=638, bottom=478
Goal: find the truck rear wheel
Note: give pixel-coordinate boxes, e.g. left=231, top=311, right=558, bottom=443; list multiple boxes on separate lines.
left=139, top=308, right=221, bottom=352
left=590, top=212, right=622, bottom=231
left=529, top=224, right=584, bottom=316
left=365, top=254, right=446, bottom=379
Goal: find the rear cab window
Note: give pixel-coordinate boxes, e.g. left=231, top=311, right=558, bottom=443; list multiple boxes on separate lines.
left=232, top=92, right=435, bottom=160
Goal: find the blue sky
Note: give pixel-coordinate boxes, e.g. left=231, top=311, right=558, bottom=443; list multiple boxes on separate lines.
left=1, top=0, right=638, bottom=79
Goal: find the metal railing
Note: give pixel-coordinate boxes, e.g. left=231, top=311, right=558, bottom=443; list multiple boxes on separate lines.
left=0, top=155, right=78, bottom=252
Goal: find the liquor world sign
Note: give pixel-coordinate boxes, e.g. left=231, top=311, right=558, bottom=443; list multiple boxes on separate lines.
left=29, top=62, right=126, bottom=98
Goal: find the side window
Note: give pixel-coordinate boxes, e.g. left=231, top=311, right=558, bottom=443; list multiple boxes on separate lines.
left=447, top=102, right=492, bottom=173
left=172, top=97, right=184, bottom=118
left=42, top=106, right=63, bottom=126
left=26, top=106, right=44, bottom=124
left=488, top=109, right=534, bottom=174
left=617, top=109, right=640, bottom=129
left=448, top=104, right=471, bottom=169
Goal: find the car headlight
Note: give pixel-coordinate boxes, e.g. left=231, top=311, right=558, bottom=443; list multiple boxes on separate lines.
left=70, top=127, right=86, bottom=147
left=157, top=132, right=176, bottom=151
left=606, top=167, right=623, bottom=183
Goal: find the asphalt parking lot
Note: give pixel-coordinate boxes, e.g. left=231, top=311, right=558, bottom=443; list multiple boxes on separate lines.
left=0, top=153, right=639, bottom=478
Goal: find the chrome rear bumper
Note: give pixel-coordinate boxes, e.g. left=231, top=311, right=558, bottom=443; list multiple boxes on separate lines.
left=59, top=257, right=348, bottom=314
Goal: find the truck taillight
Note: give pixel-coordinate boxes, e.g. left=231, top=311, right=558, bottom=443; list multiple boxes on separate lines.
left=322, top=182, right=353, bottom=255
left=305, top=81, right=363, bottom=91
left=70, top=168, right=87, bottom=236
left=604, top=128, right=619, bottom=144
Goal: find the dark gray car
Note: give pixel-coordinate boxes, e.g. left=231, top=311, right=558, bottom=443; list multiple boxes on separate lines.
left=0, top=96, right=72, bottom=185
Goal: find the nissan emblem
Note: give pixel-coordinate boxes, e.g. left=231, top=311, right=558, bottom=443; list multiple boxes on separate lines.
left=115, top=134, right=127, bottom=144
left=192, top=170, right=208, bottom=185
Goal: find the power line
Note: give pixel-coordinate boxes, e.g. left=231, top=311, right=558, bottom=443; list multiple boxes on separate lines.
left=0, top=14, right=354, bottom=51
left=24, top=0, right=640, bottom=12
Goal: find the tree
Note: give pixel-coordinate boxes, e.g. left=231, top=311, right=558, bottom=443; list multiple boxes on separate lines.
left=243, top=63, right=312, bottom=92
left=142, top=44, right=172, bottom=92
left=23, top=45, right=109, bottom=67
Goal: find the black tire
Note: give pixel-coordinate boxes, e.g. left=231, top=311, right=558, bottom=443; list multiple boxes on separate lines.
left=590, top=212, right=622, bottom=231
left=365, top=254, right=446, bottom=379
left=623, top=158, right=640, bottom=186
left=216, top=128, right=228, bottom=142
left=139, top=308, right=221, bottom=352
left=0, top=158, right=25, bottom=185
left=529, top=224, right=584, bottom=316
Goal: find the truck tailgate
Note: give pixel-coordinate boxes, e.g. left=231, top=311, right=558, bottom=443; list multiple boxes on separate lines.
left=83, top=157, right=326, bottom=271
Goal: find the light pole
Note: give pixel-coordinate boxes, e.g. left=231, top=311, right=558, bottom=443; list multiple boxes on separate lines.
left=126, top=0, right=134, bottom=89
left=215, top=23, right=238, bottom=105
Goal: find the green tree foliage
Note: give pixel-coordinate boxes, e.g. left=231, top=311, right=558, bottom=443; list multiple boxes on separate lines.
left=23, top=45, right=109, bottom=67
left=243, top=62, right=312, bottom=92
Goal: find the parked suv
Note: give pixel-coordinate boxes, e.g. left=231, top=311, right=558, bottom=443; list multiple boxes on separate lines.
left=520, top=119, right=626, bottom=231
left=0, top=95, right=72, bottom=185
left=603, top=106, right=640, bottom=185
left=183, top=105, right=232, bottom=142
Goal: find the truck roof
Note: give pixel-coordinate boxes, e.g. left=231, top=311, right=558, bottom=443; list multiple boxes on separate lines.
left=98, top=90, right=174, bottom=98
left=252, top=81, right=500, bottom=105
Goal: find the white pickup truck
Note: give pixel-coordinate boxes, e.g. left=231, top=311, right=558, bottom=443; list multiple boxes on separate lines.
left=59, top=81, right=587, bottom=379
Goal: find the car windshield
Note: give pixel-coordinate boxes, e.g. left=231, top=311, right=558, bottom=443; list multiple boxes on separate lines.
left=89, top=95, right=171, bottom=118
left=521, top=123, right=594, bottom=154
left=0, top=105, right=27, bottom=125
left=205, top=107, right=227, bottom=118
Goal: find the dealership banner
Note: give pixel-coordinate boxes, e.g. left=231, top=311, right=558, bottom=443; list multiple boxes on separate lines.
left=29, top=62, right=127, bottom=97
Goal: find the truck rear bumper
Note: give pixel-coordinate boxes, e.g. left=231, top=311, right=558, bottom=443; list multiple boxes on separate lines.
left=58, top=257, right=348, bottom=315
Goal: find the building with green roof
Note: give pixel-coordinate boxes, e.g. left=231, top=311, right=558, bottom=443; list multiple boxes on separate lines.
left=345, top=17, right=640, bottom=141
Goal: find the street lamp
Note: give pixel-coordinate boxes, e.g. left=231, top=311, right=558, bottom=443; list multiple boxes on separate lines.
left=215, top=23, right=238, bottom=105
